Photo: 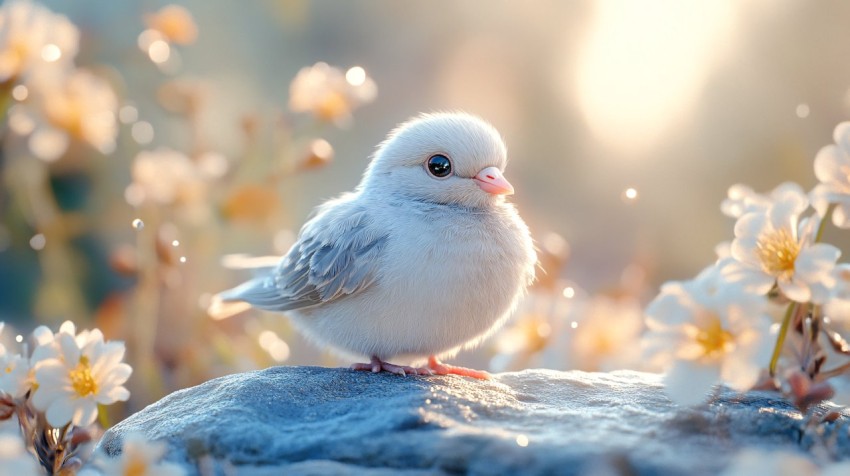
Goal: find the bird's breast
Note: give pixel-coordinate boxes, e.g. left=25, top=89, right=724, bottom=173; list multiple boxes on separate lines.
left=370, top=205, right=535, bottom=354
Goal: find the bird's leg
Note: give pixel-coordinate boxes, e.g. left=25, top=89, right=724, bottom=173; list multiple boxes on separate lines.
left=427, top=355, right=492, bottom=380
left=350, top=356, right=433, bottom=376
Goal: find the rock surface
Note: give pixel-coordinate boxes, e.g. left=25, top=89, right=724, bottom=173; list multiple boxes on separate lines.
left=99, top=367, right=850, bottom=475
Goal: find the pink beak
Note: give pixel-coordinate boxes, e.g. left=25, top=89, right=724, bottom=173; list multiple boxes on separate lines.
left=473, top=166, right=514, bottom=195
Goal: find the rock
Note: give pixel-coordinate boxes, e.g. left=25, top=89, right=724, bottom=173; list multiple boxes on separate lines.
left=98, top=367, right=850, bottom=475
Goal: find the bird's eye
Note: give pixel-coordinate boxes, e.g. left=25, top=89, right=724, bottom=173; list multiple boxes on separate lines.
left=426, top=154, right=452, bottom=178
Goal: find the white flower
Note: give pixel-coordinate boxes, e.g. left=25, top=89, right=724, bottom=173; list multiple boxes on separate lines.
left=289, top=62, right=376, bottom=125
left=0, top=433, right=40, bottom=476
left=22, top=68, right=118, bottom=161
left=0, top=0, right=79, bottom=83
left=129, top=148, right=205, bottom=205
left=83, top=433, right=186, bottom=476
left=31, top=331, right=131, bottom=427
left=30, top=320, right=101, bottom=363
left=724, top=188, right=840, bottom=303
left=0, top=352, right=30, bottom=400
left=721, top=182, right=804, bottom=218
left=644, top=265, right=774, bottom=406
left=811, top=121, right=850, bottom=228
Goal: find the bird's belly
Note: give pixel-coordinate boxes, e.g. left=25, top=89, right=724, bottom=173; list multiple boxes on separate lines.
left=291, top=225, right=530, bottom=362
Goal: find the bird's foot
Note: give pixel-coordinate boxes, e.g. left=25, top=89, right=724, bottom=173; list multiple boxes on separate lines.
left=351, top=356, right=433, bottom=376
left=427, top=355, right=492, bottom=380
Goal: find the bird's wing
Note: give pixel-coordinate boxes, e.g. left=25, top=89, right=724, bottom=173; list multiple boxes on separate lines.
left=216, top=200, right=388, bottom=314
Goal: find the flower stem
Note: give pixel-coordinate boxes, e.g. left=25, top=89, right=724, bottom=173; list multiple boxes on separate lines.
left=769, top=301, right=798, bottom=377
left=815, top=203, right=835, bottom=243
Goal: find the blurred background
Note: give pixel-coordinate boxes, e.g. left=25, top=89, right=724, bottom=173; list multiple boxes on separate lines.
left=3, top=0, right=850, bottom=417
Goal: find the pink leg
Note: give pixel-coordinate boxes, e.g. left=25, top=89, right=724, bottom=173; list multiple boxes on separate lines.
left=351, top=356, right=433, bottom=376
left=427, top=356, right=491, bottom=380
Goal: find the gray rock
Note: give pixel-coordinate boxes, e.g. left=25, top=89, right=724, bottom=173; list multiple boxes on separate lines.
left=98, top=367, right=850, bottom=475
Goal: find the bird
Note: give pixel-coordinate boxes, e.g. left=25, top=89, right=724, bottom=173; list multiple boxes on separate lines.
left=212, top=112, right=536, bottom=379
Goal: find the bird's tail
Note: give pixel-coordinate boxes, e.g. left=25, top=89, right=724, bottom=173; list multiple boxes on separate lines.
left=207, top=295, right=253, bottom=320
left=208, top=254, right=281, bottom=320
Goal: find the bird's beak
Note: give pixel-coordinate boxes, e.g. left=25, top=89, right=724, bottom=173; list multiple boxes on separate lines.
left=473, top=166, right=514, bottom=195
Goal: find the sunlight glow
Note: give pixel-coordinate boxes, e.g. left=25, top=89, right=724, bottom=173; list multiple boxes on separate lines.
left=575, top=0, right=736, bottom=155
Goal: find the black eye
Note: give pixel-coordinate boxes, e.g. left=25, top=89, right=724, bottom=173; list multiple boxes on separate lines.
left=426, top=154, right=452, bottom=178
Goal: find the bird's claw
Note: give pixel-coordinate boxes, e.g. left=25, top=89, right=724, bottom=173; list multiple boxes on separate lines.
left=351, top=356, right=489, bottom=379
left=350, top=357, right=433, bottom=376
left=428, top=356, right=492, bottom=380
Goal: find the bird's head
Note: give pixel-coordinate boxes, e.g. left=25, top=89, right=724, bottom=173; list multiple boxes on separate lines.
left=360, top=112, right=514, bottom=208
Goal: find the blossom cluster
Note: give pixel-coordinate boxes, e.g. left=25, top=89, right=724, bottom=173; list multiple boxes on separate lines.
left=0, top=321, right=131, bottom=474
left=0, top=0, right=118, bottom=161
left=643, top=121, right=850, bottom=412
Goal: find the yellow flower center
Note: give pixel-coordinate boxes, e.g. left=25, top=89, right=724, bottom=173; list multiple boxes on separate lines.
left=695, top=317, right=735, bottom=357
left=755, top=227, right=800, bottom=277
left=69, top=356, right=98, bottom=397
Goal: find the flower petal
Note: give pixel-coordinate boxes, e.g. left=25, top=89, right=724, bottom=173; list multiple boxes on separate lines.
left=734, top=212, right=766, bottom=240
left=101, top=363, right=132, bottom=387
left=834, top=121, right=850, bottom=152
left=809, top=183, right=834, bottom=218
left=719, top=261, right=775, bottom=295
left=663, top=359, right=720, bottom=407
left=97, top=386, right=130, bottom=404
left=720, top=355, right=763, bottom=392
left=91, top=342, right=126, bottom=377
left=768, top=194, right=807, bottom=234
left=778, top=278, right=811, bottom=303
left=730, top=235, right=759, bottom=263
left=73, top=400, right=99, bottom=427
left=795, top=243, right=840, bottom=281
left=646, top=293, right=690, bottom=327
left=814, top=144, right=844, bottom=184
left=46, top=398, right=76, bottom=427
left=834, top=203, right=850, bottom=229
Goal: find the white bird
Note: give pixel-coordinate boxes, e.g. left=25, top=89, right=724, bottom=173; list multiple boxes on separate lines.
left=213, top=112, right=536, bottom=378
